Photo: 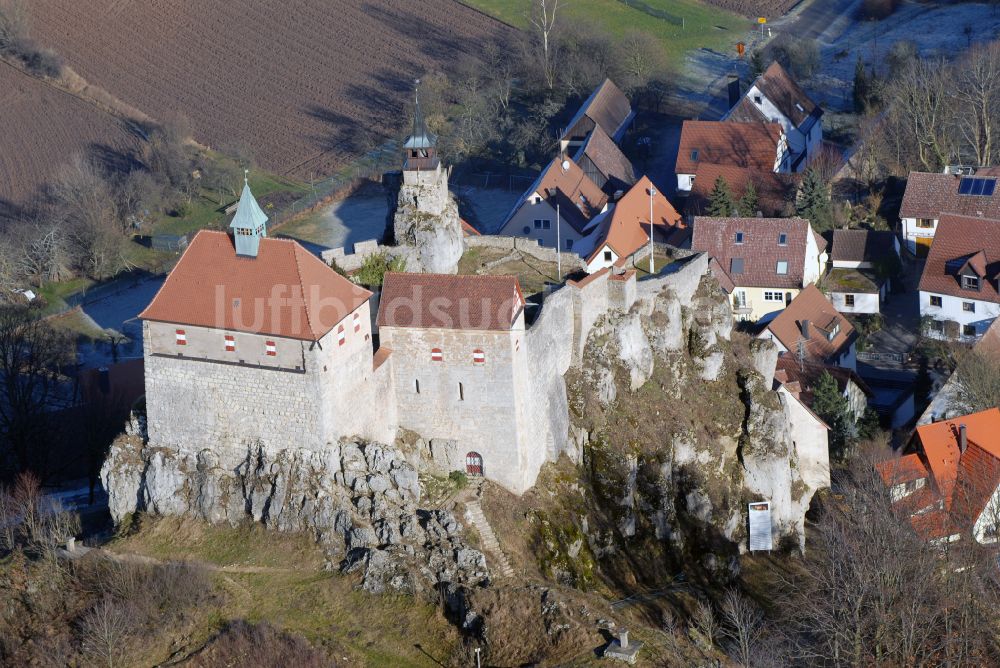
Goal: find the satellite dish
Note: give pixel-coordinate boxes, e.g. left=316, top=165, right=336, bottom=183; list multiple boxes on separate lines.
left=561, top=159, right=570, bottom=171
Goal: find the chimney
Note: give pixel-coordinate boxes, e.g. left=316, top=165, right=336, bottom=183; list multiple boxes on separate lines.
left=800, top=320, right=810, bottom=339
left=617, top=627, right=629, bottom=648
left=727, top=74, right=741, bottom=109
left=959, top=424, right=967, bottom=454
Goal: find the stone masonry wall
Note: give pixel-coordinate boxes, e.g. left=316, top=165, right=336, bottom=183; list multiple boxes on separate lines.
left=465, top=235, right=586, bottom=272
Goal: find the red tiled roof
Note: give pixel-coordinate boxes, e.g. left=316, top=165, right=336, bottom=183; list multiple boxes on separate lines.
left=749, top=61, right=821, bottom=128
left=899, top=171, right=1000, bottom=219
left=692, top=216, right=817, bottom=290
left=726, top=96, right=769, bottom=124
left=376, top=272, right=525, bottom=331
left=917, top=214, right=1000, bottom=304
left=460, top=219, right=480, bottom=236
left=764, top=285, right=855, bottom=362
left=676, top=120, right=783, bottom=175
left=774, top=355, right=872, bottom=406
left=585, top=176, right=687, bottom=265
left=911, top=409, right=1000, bottom=510
left=140, top=230, right=371, bottom=341
left=876, top=453, right=930, bottom=487
left=524, top=157, right=609, bottom=234
left=687, top=163, right=797, bottom=218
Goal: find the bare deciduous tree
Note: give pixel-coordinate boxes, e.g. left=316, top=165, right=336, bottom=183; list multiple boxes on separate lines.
left=691, top=598, right=718, bottom=648
left=954, top=348, right=1000, bottom=413
left=527, top=0, right=561, bottom=90
left=79, top=597, right=134, bottom=668
left=721, top=589, right=765, bottom=667
left=954, top=43, right=1000, bottom=168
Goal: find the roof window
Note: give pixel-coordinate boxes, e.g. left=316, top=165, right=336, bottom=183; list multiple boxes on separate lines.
left=778, top=233, right=787, bottom=246
left=691, top=149, right=699, bottom=161
left=735, top=231, right=745, bottom=244
left=730, top=258, right=745, bottom=274
left=776, top=260, right=788, bottom=275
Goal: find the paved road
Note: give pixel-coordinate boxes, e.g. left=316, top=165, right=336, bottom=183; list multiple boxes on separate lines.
left=773, top=0, right=862, bottom=44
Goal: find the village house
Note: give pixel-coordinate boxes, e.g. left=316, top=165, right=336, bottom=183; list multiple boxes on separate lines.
left=773, top=380, right=831, bottom=492
left=376, top=272, right=548, bottom=495
left=876, top=408, right=1000, bottom=545
left=920, top=318, right=1000, bottom=425
left=675, top=120, right=790, bottom=195
left=582, top=176, right=688, bottom=273
left=774, top=356, right=871, bottom=422
left=692, top=216, right=827, bottom=321
left=724, top=61, right=823, bottom=171
left=559, top=78, right=634, bottom=153
left=759, top=285, right=857, bottom=370
left=573, top=124, right=637, bottom=195
left=497, top=156, right=609, bottom=253
left=898, top=170, right=1000, bottom=256
left=918, top=214, right=1000, bottom=340
left=686, top=163, right=797, bottom=219
left=823, top=229, right=898, bottom=315
left=139, top=182, right=395, bottom=455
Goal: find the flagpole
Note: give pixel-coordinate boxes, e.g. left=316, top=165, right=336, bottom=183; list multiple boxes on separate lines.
left=556, top=203, right=562, bottom=281
left=649, top=185, right=657, bottom=274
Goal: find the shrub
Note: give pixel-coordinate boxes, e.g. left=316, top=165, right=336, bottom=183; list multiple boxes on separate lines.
left=187, top=620, right=334, bottom=668
left=355, top=252, right=406, bottom=287
left=448, top=470, right=468, bottom=489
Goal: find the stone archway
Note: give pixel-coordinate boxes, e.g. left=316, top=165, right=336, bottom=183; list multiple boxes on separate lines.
left=465, top=451, right=483, bottom=476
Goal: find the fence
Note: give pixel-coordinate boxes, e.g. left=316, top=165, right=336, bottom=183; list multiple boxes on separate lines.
left=269, top=138, right=402, bottom=228
left=616, top=0, right=684, bottom=27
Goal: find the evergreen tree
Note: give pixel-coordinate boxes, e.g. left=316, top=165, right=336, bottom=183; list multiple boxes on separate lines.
left=853, top=56, right=870, bottom=113
left=796, top=168, right=834, bottom=232
left=737, top=180, right=759, bottom=217
left=811, top=370, right=857, bottom=459
left=749, top=50, right=766, bottom=79
left=706, top=175, right=736, bottom=217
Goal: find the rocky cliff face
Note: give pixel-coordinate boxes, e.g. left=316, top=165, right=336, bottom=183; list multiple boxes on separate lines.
left=560, top=274, right=819, bottom=584
left=392, top=175, right=464, bottom=274
left=102, top=415, right=487, bottom=594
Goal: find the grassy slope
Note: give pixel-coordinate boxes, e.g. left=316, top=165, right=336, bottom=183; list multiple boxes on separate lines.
left=460, top=0, right=749, bottom=61
left=111, top=517, right=461, bottom=666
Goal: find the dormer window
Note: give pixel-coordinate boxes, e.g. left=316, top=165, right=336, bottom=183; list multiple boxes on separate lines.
left=826, top=323, right=840, bottom=341
left=754, top=95, right=762, bottom=105
left=962, top=275, right=980, bottom=290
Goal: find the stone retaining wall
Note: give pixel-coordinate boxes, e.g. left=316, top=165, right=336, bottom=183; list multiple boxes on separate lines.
left=466, top=235, right=586, bottom=271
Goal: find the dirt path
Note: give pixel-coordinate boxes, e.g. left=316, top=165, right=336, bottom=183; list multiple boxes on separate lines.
left=61, top=543, right=303, bottom=575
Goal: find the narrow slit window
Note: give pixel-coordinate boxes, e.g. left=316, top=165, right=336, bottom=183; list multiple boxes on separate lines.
left=338, top=324, right=346, bottom=346
left=431, top=348, right=443, bottom=362
left=175, top=329, right=187, bottom=346
left=415, top=379, right=420, bottom=394
left=353, top=312, right=361, bottom=333
left=473, top=349, right=485, bottom=364
left=459, top=382, right=464, bottom=401
left=265, top=340, right=276, bottom=356
left=224, top=334, right=235, bottom=352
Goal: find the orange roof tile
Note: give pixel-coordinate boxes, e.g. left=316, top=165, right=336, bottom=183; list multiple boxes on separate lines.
left=140, top=230, right=371, bottom=341
left=876, top=453, right=930, bottom=487
left=676, top=120, right=783, bottom=175
left=585, top=176, right=686, bottom=265
left=764, top=285, right=855, bottom=362
left=912, top=409, right=1000, bottom=509
left=531, top=157, right=609, bottom=233
left=376, top=273, right=524, bottom=331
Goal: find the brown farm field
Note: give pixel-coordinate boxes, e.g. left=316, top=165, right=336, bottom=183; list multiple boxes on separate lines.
left=700, top=0, right=800, bottom=17
left=29, top=0, right=510, bottom=181
left=0, top=61, right=141, bottom=209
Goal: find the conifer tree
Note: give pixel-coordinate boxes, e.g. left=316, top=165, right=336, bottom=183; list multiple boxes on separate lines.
left=796, top=168, right=833, bottom=232
left=853, top=56, right=870, bottom=113
left=707, top=175, right=735, bottom=217
left=811, top=370, right=857, bottom=459
left=738, top=180, right=759, bottom=217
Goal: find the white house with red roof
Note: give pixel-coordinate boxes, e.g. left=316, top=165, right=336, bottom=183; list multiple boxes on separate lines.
left=918, top=214, right=1000, bottom=340
left=876, top=408, right=1000, bottom=544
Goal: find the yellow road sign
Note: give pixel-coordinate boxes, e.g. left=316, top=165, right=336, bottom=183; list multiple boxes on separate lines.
left=758, top=17, right=767, bottom=23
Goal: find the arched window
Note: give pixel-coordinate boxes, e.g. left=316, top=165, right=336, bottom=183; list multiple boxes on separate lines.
left=466, top=452, right=483, bottom=476
left=353, top=312, right=361, bottom=333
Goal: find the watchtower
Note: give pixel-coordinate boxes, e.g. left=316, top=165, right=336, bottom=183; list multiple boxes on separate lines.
left=403, top=80, right=440, bottom=173
left=229, top=172, right=268, bottom=258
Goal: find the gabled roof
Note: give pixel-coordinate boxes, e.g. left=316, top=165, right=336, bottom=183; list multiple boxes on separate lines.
left=692, top=216, right=817, bottom=290
left=574, top=124, right=636, bottom=191
left=899, top=171, right=1000, bottom=220
left=774, top=355, right=873, bottom=406
left=585, top=176, right=686, bottom=265
left=229, top=181, right=268, bottom=232
left=530, top=157, right=609, bottom=234
left=561, top=78, right=633, bottom=142
left=687, top=163, right=797, bottom=217
left=918, top=214, right=1000, bottom=304
left=676, top=120, right=783, bottom=175
left=763, top=285, right=855, bottom=362
left=377, top=273, right=524, bottom=331
left=745, top=61, right=822, bottom=128
left=140, top=230, right=371, bottom=341
left=725, top=96, right=769, bottom=124
left=831, top=229, right=896, bottom=264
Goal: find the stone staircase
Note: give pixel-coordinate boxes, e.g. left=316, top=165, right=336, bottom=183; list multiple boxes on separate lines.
left=464, top=480, right=514, bottom=579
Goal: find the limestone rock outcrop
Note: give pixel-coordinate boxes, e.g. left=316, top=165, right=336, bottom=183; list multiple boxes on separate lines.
left=392, top=173, right=464, bottom=274
left=101, top=427, right=488, bottom=593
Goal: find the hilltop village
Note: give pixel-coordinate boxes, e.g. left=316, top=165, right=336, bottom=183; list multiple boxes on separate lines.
left=4, top=1, right=1000, bottom=664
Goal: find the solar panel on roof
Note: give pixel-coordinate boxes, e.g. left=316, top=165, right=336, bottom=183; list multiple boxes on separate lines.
left=957, top=176, right=998, bottom=196
left=972, top=178, right=987, bottom=195
left=984, top=179, right=997, bottom=196
left=959, top=177, right=974, bottom=194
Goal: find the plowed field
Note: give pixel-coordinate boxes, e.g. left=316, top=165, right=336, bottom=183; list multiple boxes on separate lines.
left=701, top=0, right=799, bottom=17
left=0, top=62, right=140, bottom=208
left=30, top=0, right=509, bottom=180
